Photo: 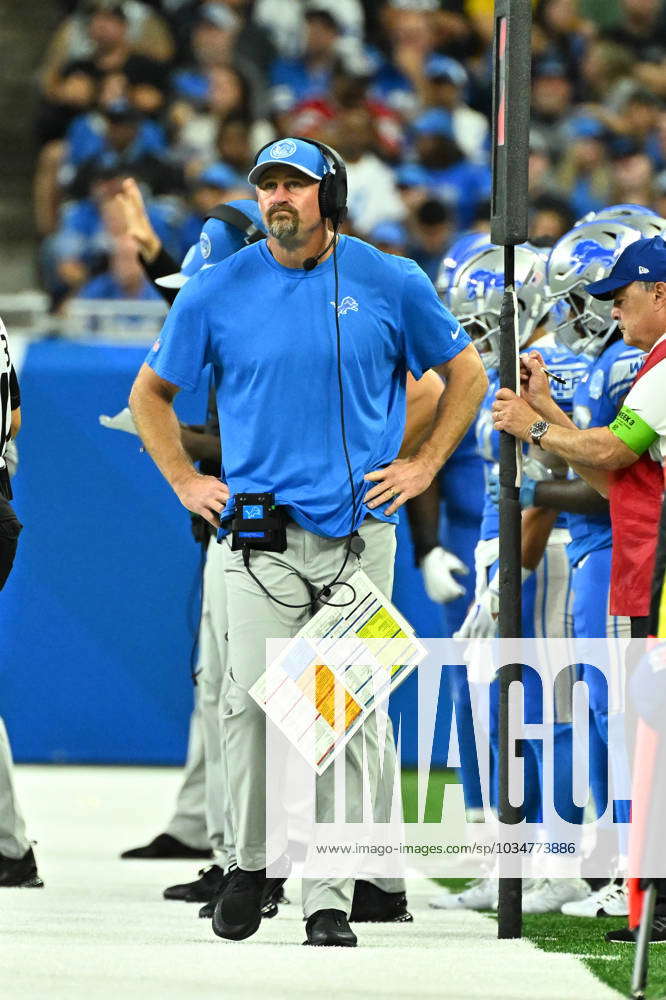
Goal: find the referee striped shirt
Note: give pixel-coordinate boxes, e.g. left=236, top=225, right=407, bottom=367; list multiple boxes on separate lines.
left=0, top=316, right=20, bottom=471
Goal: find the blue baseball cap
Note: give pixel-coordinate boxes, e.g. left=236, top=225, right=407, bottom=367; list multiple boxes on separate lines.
left=248, top=137, right=329, bottom=185
left=196, top=162, right=243, bottom=190
left=586, top=235, right=666, bottom=300
left=412, top=109, right=454, bottom=138
left=156, top=199, right=265, bottom=288
left=424, top=54, right=467, bottom=87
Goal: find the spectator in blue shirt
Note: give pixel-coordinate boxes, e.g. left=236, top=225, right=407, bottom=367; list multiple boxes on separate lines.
left=63, top=98, right=167, bottom=172
left=44, top=166, right=185, bottom=300
left=411, top=109, right=491, bottom=229
left=179, top=162, right=250, bottom=248
left=421, top=55, right=489, bottom=164
left=555, top=116, right=613, bottom=219
left=406, top=197, right=454, bottom=283
left=76, top=234, right=163, bottom=305
left=173, top=4, right=266, bottom=119
left=269, top=7, right=341, bottom=106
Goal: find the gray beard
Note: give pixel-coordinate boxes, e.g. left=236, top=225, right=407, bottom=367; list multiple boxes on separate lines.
left=268, top=213, right=299, bottom=240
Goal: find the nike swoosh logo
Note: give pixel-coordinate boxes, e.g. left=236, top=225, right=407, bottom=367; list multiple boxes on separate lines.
left=451, top=325, right=461, bottom=340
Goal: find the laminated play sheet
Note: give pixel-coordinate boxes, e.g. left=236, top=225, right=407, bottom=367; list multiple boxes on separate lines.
left=250, top=569, right=426, bottom=774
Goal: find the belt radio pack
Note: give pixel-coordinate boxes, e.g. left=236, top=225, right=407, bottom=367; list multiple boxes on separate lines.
left=231, top=493, right=288, bottom=553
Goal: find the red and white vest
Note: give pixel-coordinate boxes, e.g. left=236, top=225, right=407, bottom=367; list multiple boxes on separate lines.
left=609, top=338, right=666, bottom=617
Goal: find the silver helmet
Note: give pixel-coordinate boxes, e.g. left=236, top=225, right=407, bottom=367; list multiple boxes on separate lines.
left=436, top=231, right=492, bottom=306
left=448, top=244, right=549, bottom=369
left=576, top=203, right=666, bottom=239
left=546, top=217, right=642, bottom=357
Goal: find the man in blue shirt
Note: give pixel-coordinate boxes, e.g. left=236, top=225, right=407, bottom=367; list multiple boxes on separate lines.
left=129, top=137, right=487, bottom=947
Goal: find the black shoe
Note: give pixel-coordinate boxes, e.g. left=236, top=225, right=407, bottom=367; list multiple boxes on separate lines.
left=198, top=874, right=281, bottom=919
left=164, top=864, right=226, bottom=902
left=605, top=916, right=666, bottom=944
left=0, top=847, right=44, bottom=888
left=303, top=909, right=357, bottom=947
left=349, top=880, right=413, bottom=923
left=121, top=833, right=213, bottom=860
left=212, top=867, right=287, bottom=940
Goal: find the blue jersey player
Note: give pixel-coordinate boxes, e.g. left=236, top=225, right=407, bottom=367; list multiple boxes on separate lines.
left=430, top=242, right=591, bottom=914
left=406, top=232, right=489, bottom=635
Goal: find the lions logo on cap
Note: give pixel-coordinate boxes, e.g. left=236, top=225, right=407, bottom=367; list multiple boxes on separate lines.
left=200, top=232, right=212, bottom=259
left=270, top=139, right=297, bottom=159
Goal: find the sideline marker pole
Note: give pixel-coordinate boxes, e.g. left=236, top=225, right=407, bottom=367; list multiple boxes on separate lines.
left=490, top=0, right=532, bottom=940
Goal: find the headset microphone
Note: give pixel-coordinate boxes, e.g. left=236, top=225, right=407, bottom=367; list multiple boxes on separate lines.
left=302, top=230, right=337, bottom=271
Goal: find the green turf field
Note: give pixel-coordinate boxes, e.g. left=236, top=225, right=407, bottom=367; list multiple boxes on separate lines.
left=401, top=770, right=666, bottom=999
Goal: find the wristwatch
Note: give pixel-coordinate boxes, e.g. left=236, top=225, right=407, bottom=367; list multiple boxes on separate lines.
left=528, top=420, right=550, bottom=448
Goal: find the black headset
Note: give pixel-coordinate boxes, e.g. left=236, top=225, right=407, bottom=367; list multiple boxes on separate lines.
left=251, top=137, right=348, bottom=229
left=205, top=202, right=265, bottom=244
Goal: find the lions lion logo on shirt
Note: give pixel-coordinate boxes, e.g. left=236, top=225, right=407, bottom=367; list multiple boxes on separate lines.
left=331, top=296, right=359, bottom=316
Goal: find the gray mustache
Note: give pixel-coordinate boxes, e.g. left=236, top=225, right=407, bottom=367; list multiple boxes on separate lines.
left=269, top=205, right=298, bottom=217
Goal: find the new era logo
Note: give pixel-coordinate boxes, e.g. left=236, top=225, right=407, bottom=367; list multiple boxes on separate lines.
left=639, top=265, right=650, bottom=275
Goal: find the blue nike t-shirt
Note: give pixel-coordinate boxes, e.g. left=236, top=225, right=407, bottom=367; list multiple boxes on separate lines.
left=147, top=234, right=469, bottom=537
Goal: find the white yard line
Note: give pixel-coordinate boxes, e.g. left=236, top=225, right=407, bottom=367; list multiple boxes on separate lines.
left=0, top=767, right=621, bottom=1000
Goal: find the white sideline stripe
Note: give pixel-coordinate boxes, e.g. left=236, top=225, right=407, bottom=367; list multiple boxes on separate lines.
left=1, top=766, right=621, bottom=1000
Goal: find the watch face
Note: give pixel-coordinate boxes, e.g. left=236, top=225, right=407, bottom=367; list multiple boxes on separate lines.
left=530, top=421, right=548, bottom=438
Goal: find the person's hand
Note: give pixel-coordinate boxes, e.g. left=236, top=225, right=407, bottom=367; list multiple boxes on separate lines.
left=173, top=472, right=230, bottom=529
left=492, top=387, right=539, bottom=441
left=421, top=546, right=469, bottom=603
left=363, top=456, right=435, bottom=516
left=487, top=467, right=537, bottom=509
left=519, top=350, right=552, bottom=413
left=105, top=177, right=162, bottom=263
left=454, top=581, right=499, bottom=639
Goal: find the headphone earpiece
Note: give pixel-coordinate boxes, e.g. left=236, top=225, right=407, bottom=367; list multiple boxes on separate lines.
left=309, top=139, right=348, bottom=229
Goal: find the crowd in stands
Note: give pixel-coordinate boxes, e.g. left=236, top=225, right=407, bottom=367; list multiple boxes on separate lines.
left=33, top=0, right=666, bottom=307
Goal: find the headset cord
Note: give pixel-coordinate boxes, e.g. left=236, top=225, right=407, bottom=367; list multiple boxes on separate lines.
left=242, top=228, right=359, bottom=611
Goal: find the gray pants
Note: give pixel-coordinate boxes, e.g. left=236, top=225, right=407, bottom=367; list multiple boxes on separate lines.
left=164, top=699, right=208, bottom=850
left=0, top=717, right=30, bottom=859
left=165, top=540, right=235, bottom=862
left=197, top=538, right=235, bottom=865
left=221, top=517, right=405, bottom=918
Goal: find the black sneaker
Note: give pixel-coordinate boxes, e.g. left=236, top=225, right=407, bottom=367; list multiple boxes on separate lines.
left=349, top=880, right=413, bottom=923
left=212, top=867, right=287, bottom=941
left=164, top=864, right=226, bottom=902
left=121, top=833, right=213, bottom=860
left=304, top=909, right=357, bottom=947
left=605, top=916, right=666, bottom=944
left=198, top=871, right=283, bottom=919
left=0, top=847, right=44, bottom=888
